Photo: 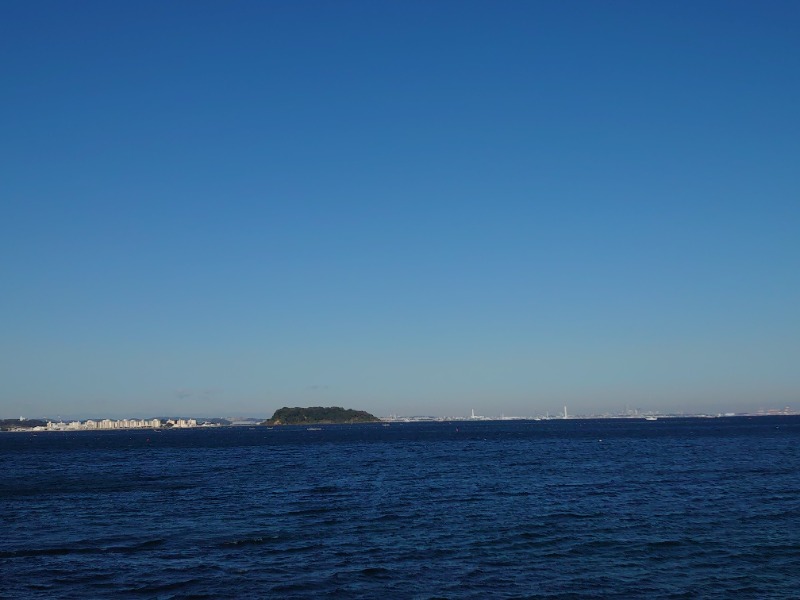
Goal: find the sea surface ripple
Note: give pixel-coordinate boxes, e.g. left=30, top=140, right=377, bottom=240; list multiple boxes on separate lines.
left=2, top=417, right=800, bottom=598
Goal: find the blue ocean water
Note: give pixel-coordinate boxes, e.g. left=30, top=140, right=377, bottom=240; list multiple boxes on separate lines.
left=2, top=417, right=800, bottom=599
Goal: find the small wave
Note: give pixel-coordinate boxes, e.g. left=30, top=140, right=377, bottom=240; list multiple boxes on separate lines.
left=309, top=485, right=340, bottom=494
left=368, top=512, right=403, bottom=522
left=122, top=578, right=203, bottom=595
left=646, top=539, right=685, bottom=549
left=284, top=506, right=336, bottom=517
left=545, top=511, right=600, bottom=520
left=0, top=547, right=80, bottom=558
left=0, top=538, right=166, bottom=559
left=360, top=567, right=391, bottom=578
left=219, top=536, right=275, bottom=548
left=268, top=581, right=319, bottom=594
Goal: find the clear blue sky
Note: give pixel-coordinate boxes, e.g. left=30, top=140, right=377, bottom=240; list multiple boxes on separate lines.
left=2, top=1, right=798, bottom=419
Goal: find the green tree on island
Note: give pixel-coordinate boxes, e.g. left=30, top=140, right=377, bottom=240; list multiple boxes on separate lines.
left=263, top=406, right=380, bottom=425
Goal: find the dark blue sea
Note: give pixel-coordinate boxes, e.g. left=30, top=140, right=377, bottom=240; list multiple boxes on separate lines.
left=2, top=417, right=800, bottom=599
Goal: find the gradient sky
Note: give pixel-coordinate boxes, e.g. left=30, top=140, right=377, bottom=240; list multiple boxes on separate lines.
left=2, top=1, right=798, bottom=419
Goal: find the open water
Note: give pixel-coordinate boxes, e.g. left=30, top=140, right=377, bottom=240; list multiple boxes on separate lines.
left=2, top=417, right=800, bottom=599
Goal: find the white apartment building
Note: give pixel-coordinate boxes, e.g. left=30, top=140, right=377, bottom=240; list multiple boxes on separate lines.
left=47, top=418, right=173, bottom=431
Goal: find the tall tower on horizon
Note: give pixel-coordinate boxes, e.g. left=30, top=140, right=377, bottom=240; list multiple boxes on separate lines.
left=564, top=405, right=568, bottom=419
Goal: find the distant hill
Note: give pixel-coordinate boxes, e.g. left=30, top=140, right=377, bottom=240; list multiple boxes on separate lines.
left=0, top=419, right=47, bottom=431
left=264, top=406, right=380, bottom=425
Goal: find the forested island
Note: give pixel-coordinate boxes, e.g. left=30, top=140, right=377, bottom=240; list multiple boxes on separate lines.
left=264, top=406, right=380, bottom=425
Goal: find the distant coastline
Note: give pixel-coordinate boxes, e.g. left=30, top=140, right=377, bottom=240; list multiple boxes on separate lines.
left=2, top=410, right=798, bottom=432
left=0, top=417, right=233, bottom=432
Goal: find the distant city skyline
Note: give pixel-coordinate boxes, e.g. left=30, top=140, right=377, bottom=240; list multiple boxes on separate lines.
left=2, top=1, right=798, bottom=419
left=10, top=399, right=799, bottom=423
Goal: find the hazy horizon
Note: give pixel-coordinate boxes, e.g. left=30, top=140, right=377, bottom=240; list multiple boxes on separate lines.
left=7, top=395, right=796, bottom=423
left=2, top=1, right=798, bottom=420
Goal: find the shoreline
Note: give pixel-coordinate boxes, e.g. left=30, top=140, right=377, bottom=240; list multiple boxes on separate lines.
left=3, top=412, right=799, bottom=433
